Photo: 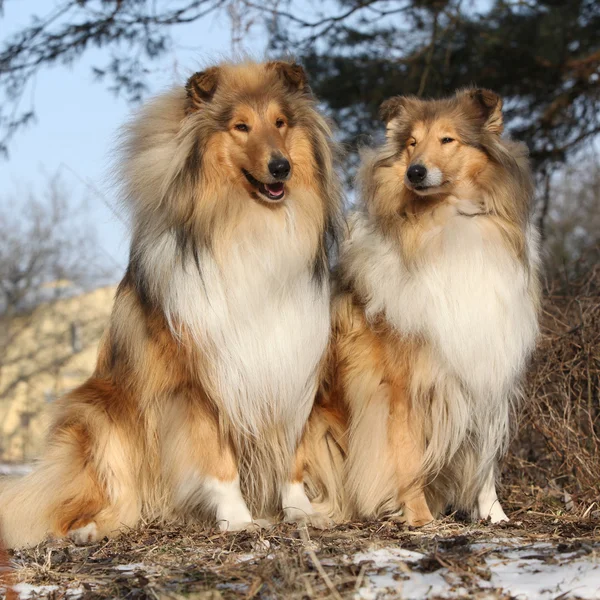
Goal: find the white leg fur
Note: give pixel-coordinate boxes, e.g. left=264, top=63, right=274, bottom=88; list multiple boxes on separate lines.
left=205, top=477, right=255, bottom=532
left=67, top=522, right=100, bottom=545
left=477, top=468, right=509, bottom=523
left=282, top=482, right=331, bottom=529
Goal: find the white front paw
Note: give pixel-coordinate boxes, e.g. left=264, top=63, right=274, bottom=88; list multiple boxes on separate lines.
left=284, top=507, right=332, bottom=529
left=217, top=518, right=256, bottom=532
left=68, top=522, right=99, bottom=545
left=477, top=471, right=509, bottom=524
left=478, top=500, right=509, bottom=523
left=487, top=503, right=509, bottom=523
left=282, top=482, right=332, bottom=529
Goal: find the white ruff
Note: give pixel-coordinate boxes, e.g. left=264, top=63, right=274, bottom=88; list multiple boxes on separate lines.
left=142, top=203, right=329, bottom=443
left=345, top=209, right=539, bottom=403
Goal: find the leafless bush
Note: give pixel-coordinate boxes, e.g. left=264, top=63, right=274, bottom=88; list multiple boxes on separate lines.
left=0, top=176, right=102, bottom=318
left=506, top=259, right=600, bottom=512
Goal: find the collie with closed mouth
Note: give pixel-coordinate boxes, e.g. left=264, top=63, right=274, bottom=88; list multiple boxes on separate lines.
left=0, top=59, right=343, bottom=548
left=304, top=88, right=541, bottom=526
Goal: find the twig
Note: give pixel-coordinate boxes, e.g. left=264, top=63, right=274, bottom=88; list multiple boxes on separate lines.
left=299, top=526, right=343, bottom=600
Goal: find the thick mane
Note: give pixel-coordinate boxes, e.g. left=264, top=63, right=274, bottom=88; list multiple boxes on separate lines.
left=117, top=60, right=344, bottom=303
left=357, top=96, right=534, bottom=260
left=119, top=87, right=198, bottom=228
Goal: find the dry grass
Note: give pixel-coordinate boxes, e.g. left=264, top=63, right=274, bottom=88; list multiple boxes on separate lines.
left=6, top=513, right=600, bottom=599
left=504, top=261, right=600, bottom=515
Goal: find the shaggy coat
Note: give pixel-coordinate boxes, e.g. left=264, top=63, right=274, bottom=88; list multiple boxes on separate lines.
left=0, top=60, right=342, bottom=548
left=306, top=88, right=540, bottom=525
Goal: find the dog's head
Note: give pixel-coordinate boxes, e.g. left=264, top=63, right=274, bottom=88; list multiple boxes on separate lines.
left=379, top=89, right=504, bottom=198
left=185, top=61, right=314, bottom=204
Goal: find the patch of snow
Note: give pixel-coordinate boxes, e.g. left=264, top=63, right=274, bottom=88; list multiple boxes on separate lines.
left=217, top=582, right=249, bottom=593
left=11, top=583, right=83, bottom=599
left=352, top=539, right=600, bottom=599
left=114, top=562, right=148, bottom=573
left=235, top=553, right=256, bottom=563
left=354, top=547, right=425, bottom=565
left=356, top=568, right=457, bottom=599
left=13, top=583, right=58, bottom=599
left=487, top=555, right=600, bottom=599
left=353, top=547, right=464, bottom=599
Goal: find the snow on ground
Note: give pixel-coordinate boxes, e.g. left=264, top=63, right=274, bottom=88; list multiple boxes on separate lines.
left=113, top=562, right=151, bottom=573
left=353, top=539, right=600, bottom=599
left=4, top=518, right=600, bottom=598
left=12, top=583, right=83, bottom=599
left=9, top=539, right=598, bottom=599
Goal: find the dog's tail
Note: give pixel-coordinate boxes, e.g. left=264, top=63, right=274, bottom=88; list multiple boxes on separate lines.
left=0, top=464, right=60, bottom=549
left=0, top=412, right=117, bottom=549
left=302, top=400, right=348, bottom=522
left=0, top=524, right=16, bottom=600
left=0, top=431, right=93, bottom=549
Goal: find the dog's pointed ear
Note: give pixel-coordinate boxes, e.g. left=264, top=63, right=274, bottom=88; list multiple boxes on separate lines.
left=267, top=61, right=309, bottom=93
left=186, top=67, right=220, bottom=113
left=459, top=88, right=503, bottom=135
left=380, top=96, right=409, bottom=124
left=380, top=96, right=411, bottom=138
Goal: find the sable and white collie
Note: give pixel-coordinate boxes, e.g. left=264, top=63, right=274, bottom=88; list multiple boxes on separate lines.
left=306, top=88, right=540, bottom=525
left=0, top=60, right=342, bottom=548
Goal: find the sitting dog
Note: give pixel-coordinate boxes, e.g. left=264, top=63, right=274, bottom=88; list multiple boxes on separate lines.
left=0, top=59, right=343, bottom=548
left=305, top=88, right=540, bottom=525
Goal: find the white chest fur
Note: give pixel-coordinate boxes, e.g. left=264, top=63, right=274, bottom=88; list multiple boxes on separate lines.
left=345, top=210, right=539, bottom=399
left=143, top=209, right=329, bottom=440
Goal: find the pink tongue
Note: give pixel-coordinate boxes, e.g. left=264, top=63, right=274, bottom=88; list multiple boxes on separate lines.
left=266, top=183, right=284, bottom=196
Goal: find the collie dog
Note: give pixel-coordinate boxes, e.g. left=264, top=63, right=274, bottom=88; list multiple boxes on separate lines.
left=306, top=89, right=540, bottom=525
left=0, top=60, right=342, bottom=548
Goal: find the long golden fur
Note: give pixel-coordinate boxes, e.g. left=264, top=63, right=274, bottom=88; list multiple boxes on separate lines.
left=0, top=59, right=343, bottom=548
left=305, top=88, right=541, bottom=525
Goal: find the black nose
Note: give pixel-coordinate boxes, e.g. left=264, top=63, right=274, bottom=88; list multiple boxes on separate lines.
left=407, top=163, right=427, bottom=184
left=268, top=157, right=291, bottom=180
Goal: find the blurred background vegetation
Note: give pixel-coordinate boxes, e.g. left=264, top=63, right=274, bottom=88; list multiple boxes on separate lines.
left=0, top=0, right=598, bottom=511
left=1, top=0, right=598, bottom=274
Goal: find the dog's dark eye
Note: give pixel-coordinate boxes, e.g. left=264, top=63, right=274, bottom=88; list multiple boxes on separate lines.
left=234, top=123, right=249, bottom=132
left=409, top=139, right=417, bottom=147
left=441, top=137, right=455, bottom=144
left=275, top=119, right=285, bottom=129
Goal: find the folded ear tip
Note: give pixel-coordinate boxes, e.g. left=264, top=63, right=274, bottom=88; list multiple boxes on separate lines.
left=185, top=67, right=219, bottom=111
left=379, top=96, right=404, bottom=123
left=479, top=88, right=502, bottom=108
left=268, top=60, right=309, bottom=91
left=463, top=87, right=502, bottom=110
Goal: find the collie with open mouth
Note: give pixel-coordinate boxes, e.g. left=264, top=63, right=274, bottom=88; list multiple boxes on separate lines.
left=305, top=88, right=541, bottom=525
left=0, top=59, right=342, bottom=548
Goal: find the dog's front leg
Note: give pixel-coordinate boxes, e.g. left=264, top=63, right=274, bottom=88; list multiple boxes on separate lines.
left=281, top=441, right=332, bottom=529
left=476, top=466, right=509, bottom=523
left=163, top=398, right=260, bottom=532
left=205, top=475, right=255, bottom=531
left=387, top=384, right=434, bottom=527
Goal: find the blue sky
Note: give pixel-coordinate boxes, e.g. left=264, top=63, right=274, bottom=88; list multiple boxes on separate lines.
left=0, top=1, right=269, bottom=279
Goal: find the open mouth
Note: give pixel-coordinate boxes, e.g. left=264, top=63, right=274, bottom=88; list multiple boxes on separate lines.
left=242, top=169, right=286, bottom=202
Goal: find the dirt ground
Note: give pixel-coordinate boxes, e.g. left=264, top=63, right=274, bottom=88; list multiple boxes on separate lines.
left=3, top=502, right=600, bottom=600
